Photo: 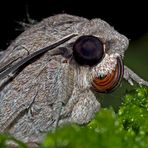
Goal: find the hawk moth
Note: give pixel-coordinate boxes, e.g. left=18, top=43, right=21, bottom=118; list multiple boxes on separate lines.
left=0, top=14, right=148, bottom=146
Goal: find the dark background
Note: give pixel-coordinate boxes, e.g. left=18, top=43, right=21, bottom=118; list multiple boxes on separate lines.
left=0, top=0, right=148, bottom=49
left=0, top=0, right=148, bottom=109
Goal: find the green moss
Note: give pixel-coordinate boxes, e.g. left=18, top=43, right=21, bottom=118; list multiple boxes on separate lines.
left=0, top=134, right=27, bottom=148
left=1, top=87, right=148, bottom=148
left=118, top=87, right=148, bottom=133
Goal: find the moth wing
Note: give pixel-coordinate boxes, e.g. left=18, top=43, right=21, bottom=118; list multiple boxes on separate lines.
left=0, top=14, right=87, bottom=137
left=0, top=52, right=74, bottom=139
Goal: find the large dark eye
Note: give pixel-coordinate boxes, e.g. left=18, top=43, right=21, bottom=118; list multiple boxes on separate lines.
left=73, top=35, right=104, bottom=66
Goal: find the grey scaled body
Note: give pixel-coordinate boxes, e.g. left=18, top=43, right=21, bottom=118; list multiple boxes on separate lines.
left=0, top=14, right=148, bottom=145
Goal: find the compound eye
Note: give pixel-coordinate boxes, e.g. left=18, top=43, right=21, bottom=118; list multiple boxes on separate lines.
left=91, top=57, right=124, bottom=93
left=73, top=35, right=104, bottom=66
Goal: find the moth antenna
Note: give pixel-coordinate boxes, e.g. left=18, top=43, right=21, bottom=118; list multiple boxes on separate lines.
left=124, top=65, right=148, bottom=86
left=0, top=34, right=77, bottom=80
left=0, top=57, right=21, bottom=73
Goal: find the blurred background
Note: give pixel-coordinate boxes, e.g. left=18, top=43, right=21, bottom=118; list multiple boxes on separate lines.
left=0, top=0, right=147, bottom=110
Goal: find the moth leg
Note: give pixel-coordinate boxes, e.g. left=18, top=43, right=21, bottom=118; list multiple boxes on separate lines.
left=59, top=89, right=91, bottom=121
left=59, top=89, right=100, bottom=125
left=52, top=101, right=63, bottom=130
left=124, top=65, right=148, bottom=86
left=59, top=92, right=80, bottom=119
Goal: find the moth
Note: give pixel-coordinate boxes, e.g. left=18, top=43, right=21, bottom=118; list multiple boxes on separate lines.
left=0, top=14, right=148, bottom=146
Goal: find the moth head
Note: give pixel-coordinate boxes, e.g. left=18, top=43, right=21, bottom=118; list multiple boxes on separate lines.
left=72, top=35, right=124, bottom=93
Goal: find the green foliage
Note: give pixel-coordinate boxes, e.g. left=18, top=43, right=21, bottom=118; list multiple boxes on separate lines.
left=0, top=87, right=148, bottom=148
left=0, top=134, right=27, bottom=148
left=41, top=109, right=122, bottom=148
left=118, top=87, right=148, bottom=147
